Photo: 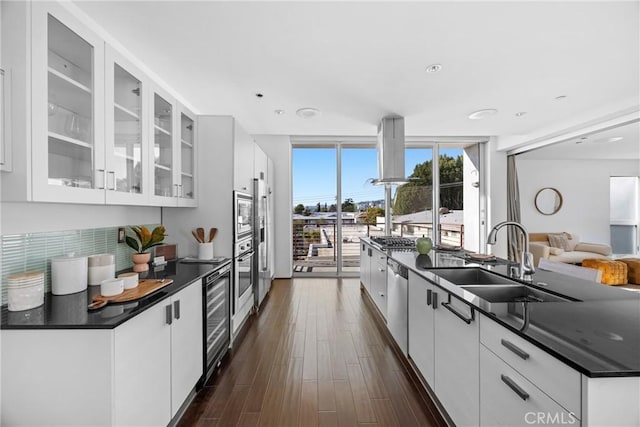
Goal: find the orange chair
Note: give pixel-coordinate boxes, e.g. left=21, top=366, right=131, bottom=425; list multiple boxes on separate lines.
left=582, top=259, right=628, bottom=286
left=618, top=259, right=640, bottom=285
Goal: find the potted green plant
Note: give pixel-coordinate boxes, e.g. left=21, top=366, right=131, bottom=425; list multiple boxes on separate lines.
left=126, top=225, right=167, bottom=272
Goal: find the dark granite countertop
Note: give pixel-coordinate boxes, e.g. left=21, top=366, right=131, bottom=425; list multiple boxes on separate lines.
left=1, top=258, right=231, bottom=330
left=361, top=238, right=640, bottom=378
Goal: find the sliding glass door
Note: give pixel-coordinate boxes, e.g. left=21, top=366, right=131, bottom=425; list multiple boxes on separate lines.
left=292, top=141, right=485, bottom=276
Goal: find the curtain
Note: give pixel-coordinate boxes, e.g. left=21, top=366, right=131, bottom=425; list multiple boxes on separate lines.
left=507, top=155, right=522, bottom=261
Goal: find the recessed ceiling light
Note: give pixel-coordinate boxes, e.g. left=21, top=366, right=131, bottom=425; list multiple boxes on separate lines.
left=575, top=140, right=584, bottom=144
left=255, top=93, right=264, bottom=98
left=515, top=112, right=527, bottom=117
left=274, top=109, right=285, bottom=115
left=607, top=136, right=624, bottom=142
left=468, top=109, right=498, bottom=120
left=425, top=64, right=442, bottom=73
left=296, top=107, right=320, bottom=119
left=555, top=95, right=567, bottom=100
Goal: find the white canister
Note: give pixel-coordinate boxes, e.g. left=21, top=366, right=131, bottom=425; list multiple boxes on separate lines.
left=118, top=272, right=139, bottom=290
left=100, top=278, right=124, bottom=297
left=198, top=242, right=214, bottom=260
left=88, top=254, right=115, bottom=286
left=51, top=253, right=88, bottom=295
left=7, top=272, right=45, bottom=311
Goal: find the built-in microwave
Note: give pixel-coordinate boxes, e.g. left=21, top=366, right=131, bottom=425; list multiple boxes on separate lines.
left=234, top=191, right=253, bottom=240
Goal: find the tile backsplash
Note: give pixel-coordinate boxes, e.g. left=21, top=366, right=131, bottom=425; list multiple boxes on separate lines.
left=1, top=225, right=156, bottom=305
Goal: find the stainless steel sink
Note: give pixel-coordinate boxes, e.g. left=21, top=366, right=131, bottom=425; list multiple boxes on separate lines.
left=460, top=284, right=576, bottom=303
left=432, top=268, right=516, bottom=285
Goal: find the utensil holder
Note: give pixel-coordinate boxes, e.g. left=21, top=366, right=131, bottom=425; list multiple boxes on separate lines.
left=198, top=242, right=214, bottom=260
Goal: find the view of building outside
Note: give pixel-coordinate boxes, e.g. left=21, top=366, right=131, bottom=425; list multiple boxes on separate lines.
left=292, top=144, right=480, bottom=275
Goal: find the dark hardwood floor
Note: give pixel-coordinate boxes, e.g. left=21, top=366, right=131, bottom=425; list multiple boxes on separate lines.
left=179, top=278, right=443, bottom=427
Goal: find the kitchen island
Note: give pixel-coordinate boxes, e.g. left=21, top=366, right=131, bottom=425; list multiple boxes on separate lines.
left=360, top=238, right=640, bottom=427
left=1, top=259, right=231, bottom=427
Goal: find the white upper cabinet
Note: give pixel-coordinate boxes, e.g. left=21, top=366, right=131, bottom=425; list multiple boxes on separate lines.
left=31, top=2, right=105, bottom=203
left=1, top=1, right=197, bottom=207
left=149, top=85, right=177, bottom=206
left=104, top=46, right=150, bottom=205
left=177, top=105, right=197, bottom=207
left=233, top=120, right=255, bottom=194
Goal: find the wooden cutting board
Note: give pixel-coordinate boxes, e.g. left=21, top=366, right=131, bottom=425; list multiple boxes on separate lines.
left=88, top=279, right=173, bottom=310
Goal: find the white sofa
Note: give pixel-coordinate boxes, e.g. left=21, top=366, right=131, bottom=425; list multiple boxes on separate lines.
left=529, top=232, right=612, bottom=266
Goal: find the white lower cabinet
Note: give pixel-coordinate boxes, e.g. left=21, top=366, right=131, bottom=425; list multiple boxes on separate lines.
left=408, top=270, right=435, bottom=386
left=370, top=247, right=387, bottom=318
left=169, top=281, right=204, bottom=416
left=433, top=288, right=480, bottom=427
left=0, top=280, right=202, bottom=426
left=480, top=345, right=578, bottom=427
left=360, top=242, right=372, bottom=294
left=114, top=299, right=172, bottom=426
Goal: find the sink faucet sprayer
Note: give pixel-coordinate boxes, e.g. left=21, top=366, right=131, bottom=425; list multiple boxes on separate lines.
left=487, top=221, right=535, bottom=281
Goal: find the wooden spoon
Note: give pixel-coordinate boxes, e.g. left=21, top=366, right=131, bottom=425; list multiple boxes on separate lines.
left=196, top=228, right=205, bottom=244
left=209, top=228, right=218, bottom=242
left=192, top=229, right=202, bottom=243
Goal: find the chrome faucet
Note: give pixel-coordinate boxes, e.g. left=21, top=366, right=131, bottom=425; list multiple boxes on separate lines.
left=487, top=221, right=535, bottom=281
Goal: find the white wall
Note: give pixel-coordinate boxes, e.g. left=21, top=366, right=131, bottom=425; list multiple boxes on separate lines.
left=485, top=137, right=508, bottom=258
left=517, top=158, right=640, bottom=244
left=254, top=135, right=292, bottom=278
left=1, top=202, right=160, bottom=235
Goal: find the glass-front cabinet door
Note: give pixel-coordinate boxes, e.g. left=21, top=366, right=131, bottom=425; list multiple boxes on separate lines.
left=105, top=47, right=149, bottom=205
left=31, top=3, right=105, bottom=203
left=150, top=86, right=176, bottom=205
left=177, top=107, right=197, bottom=207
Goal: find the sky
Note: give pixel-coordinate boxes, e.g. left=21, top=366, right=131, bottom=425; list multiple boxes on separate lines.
left=292, top=146, right=464, bottom=207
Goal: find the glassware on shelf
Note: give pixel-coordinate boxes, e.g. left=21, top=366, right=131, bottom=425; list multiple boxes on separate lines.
left=65, top=113, right=81, bottom=139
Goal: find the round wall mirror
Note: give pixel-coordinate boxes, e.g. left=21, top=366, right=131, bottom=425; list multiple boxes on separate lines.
left=535, top=187, right=563, bottom=215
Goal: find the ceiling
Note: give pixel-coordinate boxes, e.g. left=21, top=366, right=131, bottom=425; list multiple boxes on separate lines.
left=73, top=1, right=640, bottom=139
left=518, top=119, right=640, bottom=160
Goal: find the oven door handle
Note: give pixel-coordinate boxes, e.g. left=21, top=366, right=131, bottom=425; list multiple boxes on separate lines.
left=237, top=251, right=255, bottom=262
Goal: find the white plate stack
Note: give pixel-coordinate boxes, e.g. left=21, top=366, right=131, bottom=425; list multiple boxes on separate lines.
left=7, top=272, right=45, bottom=311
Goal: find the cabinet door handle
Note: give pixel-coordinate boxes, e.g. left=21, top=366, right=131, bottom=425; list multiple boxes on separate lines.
left=426, top=289, right=432, bottom=306
left=173, top=184, right=179, bottom=197
left=165, top=304, right=173, bottom=325
left=501, top=374, right=529, bottom=401
left=441, top=301, right=474, bottom=324
left=174, top=300, right=181, bottom=320
left=96, top=169, right=106, bottom=190
left=432, top=292, right=438, bottom=309
left=107, top=171, right=116, bottom=190
left=501, top=339, right=530, bottom=360
left=178, top=184, right=183, bottom=197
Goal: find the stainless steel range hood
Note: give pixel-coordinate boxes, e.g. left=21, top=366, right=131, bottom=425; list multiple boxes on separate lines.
left=371, top=116, right=409, bottom=186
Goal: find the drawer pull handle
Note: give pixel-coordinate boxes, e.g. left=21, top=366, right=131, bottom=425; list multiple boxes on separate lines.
left=165, top=305, right=173, bottom=325
left=432, top=292, right=438, bottom=309
left=441, top=301, right=474, bottom=324
left=427, top=289, right=432, bottom=306
left=501, top=374, right=529, bottom=401
left=174, top=300, right=181, bottom=320
left=501, top=339, right=530, bottom=360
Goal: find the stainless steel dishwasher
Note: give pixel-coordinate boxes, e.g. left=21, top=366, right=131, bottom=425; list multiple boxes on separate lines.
left=387, top=258, right=409, bottom=355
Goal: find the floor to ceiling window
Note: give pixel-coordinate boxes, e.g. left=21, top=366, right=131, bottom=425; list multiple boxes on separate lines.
left=292, top=141, right=484, bottom=276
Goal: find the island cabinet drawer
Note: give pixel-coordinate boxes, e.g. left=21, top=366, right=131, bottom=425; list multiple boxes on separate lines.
left=480, top=345, right=580, bottom=427
left=480, top=314, right=581, bottom=417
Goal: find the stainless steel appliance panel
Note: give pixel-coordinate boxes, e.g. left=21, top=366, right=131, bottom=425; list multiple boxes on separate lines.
left=234, top=191, right=253, bottom=240
left=387, top=258, right=409, bottom=355
left=200, top=262, right=231, bottom=387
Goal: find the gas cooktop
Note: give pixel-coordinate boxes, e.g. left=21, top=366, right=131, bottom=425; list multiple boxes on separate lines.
left=370, top=236, right=416, bottom=249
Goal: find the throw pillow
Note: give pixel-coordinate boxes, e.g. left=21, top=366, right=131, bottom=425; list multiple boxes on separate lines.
left=548, top=233, right=571, bottom=251
left=548, top=247, right=564, bottom=255
left=564, top=233, right=578, bottom=251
